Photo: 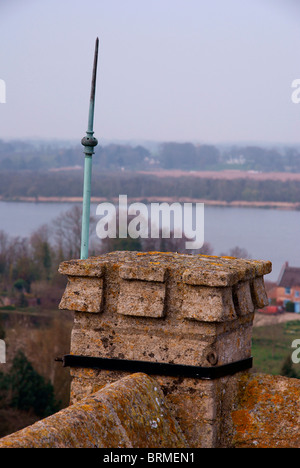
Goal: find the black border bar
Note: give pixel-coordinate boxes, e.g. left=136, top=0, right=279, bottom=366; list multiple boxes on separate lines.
left=59, top=354, right=253, bottom=380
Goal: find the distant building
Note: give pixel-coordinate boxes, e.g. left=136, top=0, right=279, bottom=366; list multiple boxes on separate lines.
left=276, top=262, right=300, bottom=313
left=260, top=305, right=282, bottom=315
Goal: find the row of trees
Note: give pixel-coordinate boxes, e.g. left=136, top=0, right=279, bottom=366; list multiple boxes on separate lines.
left=0, top=314, right=72, bottom=438
left=1, top=139, right=300, bottom=172
left=0, top=350, right=58, bottom=418
left=159, top=143, right=300, bottom=172
left=1, top=170, right=300, bottom=203
left=0, top=205, right=81, bottom=436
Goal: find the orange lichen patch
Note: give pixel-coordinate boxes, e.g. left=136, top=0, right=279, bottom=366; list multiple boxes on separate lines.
left=198, top=255, right=219, bottom=258
left=231, top=373, right=300, bottom=448
left=0, top=373, right=187, bottom=449
left=139, top=251, right=174, bottom=256
left=231, top=409, right=255, bottom=435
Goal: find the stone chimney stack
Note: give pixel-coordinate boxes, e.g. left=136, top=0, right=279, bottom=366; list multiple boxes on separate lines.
left=58, top=251, right=271, bottom=448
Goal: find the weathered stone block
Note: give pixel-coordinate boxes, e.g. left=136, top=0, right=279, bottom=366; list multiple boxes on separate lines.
left=229, top=373, right=300, bottom=448
left=59, top=276, right=103, bottom=313
left=251, top=276, right=269, bottom=309
left=119, top=264, right=166, bottom=282
left=181, top=284, right=236, bottom=322
left=59, top=259, right=105, bottom=277
left=232, top=281, right=254, bottom=316
left=117, top=279, right=166, bottom=318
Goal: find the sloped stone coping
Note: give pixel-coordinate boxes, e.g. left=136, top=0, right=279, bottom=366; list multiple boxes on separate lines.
left=0, top=373, right=187, bottom=448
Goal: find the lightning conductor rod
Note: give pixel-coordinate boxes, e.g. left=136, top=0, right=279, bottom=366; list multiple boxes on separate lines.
left=80, top=37, right=99, bottom=260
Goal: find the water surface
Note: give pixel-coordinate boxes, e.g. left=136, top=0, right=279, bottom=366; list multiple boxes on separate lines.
left=0, top=201, right=299, bottom=282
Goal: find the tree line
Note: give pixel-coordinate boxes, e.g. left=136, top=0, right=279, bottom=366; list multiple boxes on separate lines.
left=1, top=170, right=300, bottom=203
left=1, top=139, right=300, bottom=172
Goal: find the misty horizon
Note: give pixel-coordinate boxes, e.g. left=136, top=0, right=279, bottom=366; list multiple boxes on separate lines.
left=1, top=0, right=300, bottom=145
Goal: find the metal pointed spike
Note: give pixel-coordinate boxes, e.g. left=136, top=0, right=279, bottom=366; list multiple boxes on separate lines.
left=90, top=37, right=99, bottom=103
left=80, top=38, right=99, bottom=260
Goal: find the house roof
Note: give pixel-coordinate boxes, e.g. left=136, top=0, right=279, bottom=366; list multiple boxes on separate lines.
left=278, top=262, right=300, bottom=288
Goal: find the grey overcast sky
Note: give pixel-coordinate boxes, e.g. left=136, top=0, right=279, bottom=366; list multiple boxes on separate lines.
left=0, top=0, right=300, bottom=144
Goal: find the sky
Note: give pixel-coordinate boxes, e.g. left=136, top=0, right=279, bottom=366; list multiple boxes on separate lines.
left=0, top=0, right=300, bottom=145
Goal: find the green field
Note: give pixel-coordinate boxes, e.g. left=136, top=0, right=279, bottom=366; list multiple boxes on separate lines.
left=252, top=320, right=300, bottom=378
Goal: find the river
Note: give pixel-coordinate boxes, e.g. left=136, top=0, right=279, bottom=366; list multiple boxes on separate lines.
left=0, top=200, right=299, bottom=282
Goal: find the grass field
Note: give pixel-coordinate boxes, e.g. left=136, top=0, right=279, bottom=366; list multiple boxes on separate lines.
left=252, top=320, right=300, bottom=378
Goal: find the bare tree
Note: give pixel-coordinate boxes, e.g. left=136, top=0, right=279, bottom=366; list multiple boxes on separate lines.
left=220, top=246, right=251, bottom=259
left=30, top=225, right=53, bottom=280
left=52, top=205, right=96, bottom=260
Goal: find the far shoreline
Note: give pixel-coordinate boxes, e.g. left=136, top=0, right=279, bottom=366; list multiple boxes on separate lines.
left=0, top=196, right=299, bottom=211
